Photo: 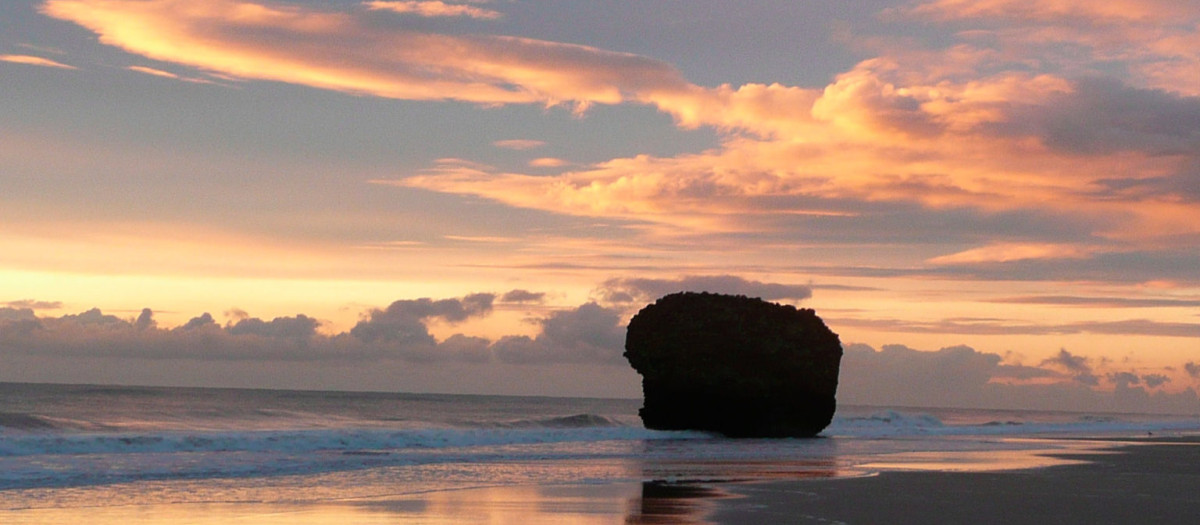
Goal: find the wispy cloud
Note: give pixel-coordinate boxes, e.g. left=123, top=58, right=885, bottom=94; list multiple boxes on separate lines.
left=126, top=65, right=216, bottom=84
left=364, top=1, right=502, bottom=20
left=493, top=139, right=546, bottom=150
left=928, top=243, right=1099, bottom=265
left=990, top=295, right=1200, bottom=308
left=594, top=275, right=813, bottom=305
left=832, top=316, right=1200, bottom=338
left=0, top=54, right=75, bottom=69
left=42, top=0, right=686, bottom=109
left=528, top=157, right=568, bottom=168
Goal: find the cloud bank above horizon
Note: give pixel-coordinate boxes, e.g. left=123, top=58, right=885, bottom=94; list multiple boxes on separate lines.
left=4, top=286, right=1197, bottom=412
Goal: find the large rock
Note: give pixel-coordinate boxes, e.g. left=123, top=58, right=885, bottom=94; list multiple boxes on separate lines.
left=624, top=292, right=842, bottom=437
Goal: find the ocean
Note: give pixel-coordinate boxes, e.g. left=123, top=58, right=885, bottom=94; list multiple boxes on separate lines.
left=2, top=382, right=1199, bottom=522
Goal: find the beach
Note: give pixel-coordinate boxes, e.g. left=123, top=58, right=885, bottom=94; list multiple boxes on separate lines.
left=7, top=438, right=1198, bottom=524
left=3, top=383, right=1200, bottom=524
left=712, top=437, right=1200, bottom=524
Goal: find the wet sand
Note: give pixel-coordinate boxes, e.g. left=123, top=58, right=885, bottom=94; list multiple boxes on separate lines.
left=7, top=438, right=1199, bottom=524
left=710, top=437, right=1200, bottom=524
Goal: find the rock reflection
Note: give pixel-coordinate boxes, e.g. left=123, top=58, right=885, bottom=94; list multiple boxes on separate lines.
left=625, top=481, right=727, bottom=524
left=625, top=457, right=842, bottom=524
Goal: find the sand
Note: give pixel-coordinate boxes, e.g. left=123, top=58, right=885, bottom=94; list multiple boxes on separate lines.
left=709, top=437, right=1200, bottom=524
left=7, top=438, right=1199, bottom=524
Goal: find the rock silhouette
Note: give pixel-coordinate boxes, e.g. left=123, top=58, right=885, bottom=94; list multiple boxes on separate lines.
left=624, top=292, right=842, bottom=437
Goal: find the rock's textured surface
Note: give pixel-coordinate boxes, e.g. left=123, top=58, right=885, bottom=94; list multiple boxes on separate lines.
left=624, top=292, right=842, bottom=437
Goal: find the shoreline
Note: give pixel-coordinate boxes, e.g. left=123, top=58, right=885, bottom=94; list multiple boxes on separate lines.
left=5, top=436, right=1199, bottom=524
left=709, top=436, right=1200, bottom=524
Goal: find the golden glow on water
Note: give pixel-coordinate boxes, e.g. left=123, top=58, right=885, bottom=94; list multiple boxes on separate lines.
left=2, top=483, right=711, bottom=525
left=853, top=440, right=1118, bottom=473
left=0, top=442, right=1127, bottom=525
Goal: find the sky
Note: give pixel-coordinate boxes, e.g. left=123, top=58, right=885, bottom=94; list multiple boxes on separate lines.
left=2, top=0, right=1200, bottom=413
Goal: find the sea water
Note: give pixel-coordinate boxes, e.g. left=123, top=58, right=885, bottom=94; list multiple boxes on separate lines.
left=2, top=382, right=1199, bottom=514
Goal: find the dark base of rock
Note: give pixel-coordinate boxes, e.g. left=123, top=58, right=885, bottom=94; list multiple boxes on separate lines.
left=639, top=390, right=835, bottom=438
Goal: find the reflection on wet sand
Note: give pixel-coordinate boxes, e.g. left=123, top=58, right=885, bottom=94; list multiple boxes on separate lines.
left=625, top=482, right=728, bottom=524
left=626, top=457, right=842, bottom=524
left=4, top=442, right=1105, bottom=524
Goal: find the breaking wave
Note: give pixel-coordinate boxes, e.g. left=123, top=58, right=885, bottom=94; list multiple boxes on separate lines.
left=0, top=415, right=696, bottom=458
left=827, top=409, right=1200, bottom=438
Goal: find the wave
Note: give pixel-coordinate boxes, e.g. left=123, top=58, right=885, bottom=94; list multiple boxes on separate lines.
left=0, top=412, right=112, bottom=432
left=0, top=412, right=62, bottom=431
left=0, top=423, right=701, bottom=458
left=502, top=413, right=624, bottom=428
left=826, top=409, right=1200, bottom=438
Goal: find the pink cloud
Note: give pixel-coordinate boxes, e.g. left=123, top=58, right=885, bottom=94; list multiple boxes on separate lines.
left=43, top=0, right=1200, bottom=263
left=42, top=0, right=688, bottom=108
left=0, top=54, right=75, bottom=69
left=493, top=139, right=546, bottom=150
left=364, top=1, right=502, bottom=20
left=908, top=0, right=1191, bottom=22
left=528, top=157, right=568, bottom=168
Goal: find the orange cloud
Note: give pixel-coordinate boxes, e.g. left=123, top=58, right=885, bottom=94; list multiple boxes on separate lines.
left=365, top=1, right=502, bottom=20
left=0, top=54, right=75, bottom=69
left=928, top=243, right=1098, bottom=265
left=493, top=139, right=545, bottom=150
left=908, top=0, right=1191, bottom=22
left=528, top=157, right=568, bottom=168
left=42, top=0, right=687, bottom=107
left=126, top=65, right=222, bottom=85
left=127, top=65, right=179, bottom=78
left=42, top=0, right=1200, bottom=254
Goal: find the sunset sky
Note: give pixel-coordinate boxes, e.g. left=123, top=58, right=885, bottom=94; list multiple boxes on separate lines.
left=3, top=0, right=1200, bottom=412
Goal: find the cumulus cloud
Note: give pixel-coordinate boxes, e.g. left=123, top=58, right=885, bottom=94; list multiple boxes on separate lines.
left=1142, top=373, right=1170, bottom=388
left=2, top=300, right=63, bottom=311
left=493, top=302, right=625, bottom=364
left=841, top=343, right=1197, bottom=412
left=840, top=344, right=1003, bottom=407
left=1107, top=371, right=1140, bottom=388
left=228, top=314, right=320, bottom=339
left=0, top=293, right=624, bottom=366
left=595, top=275, right=813, bottom=305
left=0, top=307, right=38, bottom=322
left=178, top=312, right=217, bottom=331
left=4, top=297, right=1197, bottom=409
left=349, top=294, right=493, bottom=346
left=1040, top=348, right=1092, bottom=374
left=1040, top=348, right=1099, bottom=385
left=1007, top=78, right=1200, bottom=156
